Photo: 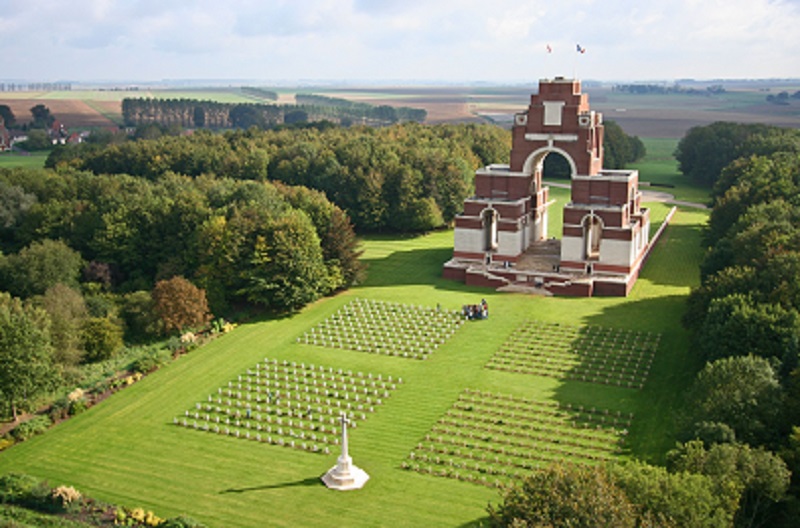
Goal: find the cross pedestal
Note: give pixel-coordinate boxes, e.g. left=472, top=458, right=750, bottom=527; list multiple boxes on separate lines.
left=321, top=413, right=369, bottom=490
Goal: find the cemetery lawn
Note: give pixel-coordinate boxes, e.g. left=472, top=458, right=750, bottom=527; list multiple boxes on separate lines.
left=0, top=205, right=708, bottom=527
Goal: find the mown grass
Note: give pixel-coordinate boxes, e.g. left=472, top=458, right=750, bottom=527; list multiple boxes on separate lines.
left=0, top=151, right=49, bottom=169
left=633, top=138, right=711, bottom=205
left=0, top=193, right=707, bottom=526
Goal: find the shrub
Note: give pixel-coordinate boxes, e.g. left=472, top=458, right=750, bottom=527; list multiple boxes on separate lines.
left=161, top=515, right=209, bottom=528
left=48, top=397, right=71, bottom=421
left=130, top=347, right=169, bottom=374
left=0, top=473, right=41, bottom=504
left=9, top=415, right=52, bottom=442
left=68, top=398, right=88, bottom=416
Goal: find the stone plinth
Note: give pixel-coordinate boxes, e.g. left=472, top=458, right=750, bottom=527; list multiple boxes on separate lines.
left=322, top=454, right=369, bottom=490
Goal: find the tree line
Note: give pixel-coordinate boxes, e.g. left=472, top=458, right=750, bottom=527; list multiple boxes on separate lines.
left=492, top=122, right=800, bottom=527
left=0, top=165, right=363, bottom=419
left=47, top=121, right=644, bottom=234
left=120, top=96, right=427, bottom=130
left=47, top=123, right=511, bottom=232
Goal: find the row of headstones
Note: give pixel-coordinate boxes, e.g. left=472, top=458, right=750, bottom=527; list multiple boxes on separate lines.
left=172, top=417, right=336, bottom=455
left=298, top=337, right=434, bottom=360
left=434, top=416, right=624, bottom=453
left=489, top=355, right=653, bottom=379
left=413, top=431, right=615, bottom=465
left=226, top=374, right=397, bottom=397
left=509, top=335, right=658, bottom=355
left=247, top=361, right=401, bottom=385
left=449, top=402, right=629, bottom=439
left=458, top=389, right=635, bottom=422
left=486, top=362, right=647, bottom=388
left=447, top=403, right=633, bottom=436
left=195, top=399, right=376, bottom=424
left=495, top=346, right=653, bottom=369
left=401, top=435, right=611, bottom=487
left=298, top=334, right=438, bottom=355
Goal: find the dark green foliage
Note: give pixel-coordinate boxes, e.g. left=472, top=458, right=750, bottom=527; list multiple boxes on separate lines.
left=0, top=239, right=83, bottom=298
left=117, top=291, right=159, bottom=343
left=706, top=153, right=800, bottom=245
left=488, top=463, right=639, bottom=527
left=609, top=461, right=736, bottom=528
left=668, top=440, right=790, bottom=528
left=9, top=415, right=52, bottom=442
left=675, top=122, right=800, bottom=188
left=20, top=129, right=53, bottom=151
left=129, top=347, right=169, bottom=374
left=0, top=473, right=42, bottom=504
left=602, top=119, right=646, bottom=170
left=0, top=105, right=16, bottom=128
left=30, top=105, right=55, bottom=129
left=80, top=317, right=123, bottom=363
left=685, top=356, right=785, bottom=447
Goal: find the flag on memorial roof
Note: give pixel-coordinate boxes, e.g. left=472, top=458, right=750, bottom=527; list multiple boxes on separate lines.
left=576, top=44, right=586, bottom=54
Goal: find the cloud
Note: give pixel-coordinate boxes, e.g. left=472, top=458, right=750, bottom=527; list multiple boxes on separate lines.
left=0, top=0, right=798, bottom=81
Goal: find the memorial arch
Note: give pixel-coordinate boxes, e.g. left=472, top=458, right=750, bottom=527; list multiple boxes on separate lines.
left=445, top=77, right=651, bottom=297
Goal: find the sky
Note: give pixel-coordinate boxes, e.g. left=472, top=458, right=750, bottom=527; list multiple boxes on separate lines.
left=1, top=0, right=799, bottom=84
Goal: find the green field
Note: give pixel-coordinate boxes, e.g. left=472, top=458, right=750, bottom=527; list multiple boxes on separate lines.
left=0, top=192, right=708, bottom=526
left=0, top=151, right=50, bottom=169
left=632, top=138, right=711, bottom=205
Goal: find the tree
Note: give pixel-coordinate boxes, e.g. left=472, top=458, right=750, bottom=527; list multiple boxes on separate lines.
left=603, top=119, right=646, bottom=169
left=29, top=104, right=55, bottom=129
left=698, top=294, right=800, bottom=368
left=80, top=317, right=123, bottom=363
left=20, top=129, right=52, bottom=151
left=609, top=461, right=737, bottom=528
left=0, top=104, right=16, bottom=128
left=37, top=284, right=88, bottom=366
left=0, top=293, right=57, bottom=421
left=151, top=276, right=212, bottom=335
left=238, top=209, right=332, bottom=311
left=668, top=440, right=790, bottom=528
left=487, top=462, right=639, bottom=527
left=0, top=239, right=84, bottom=298
left=684, top=355, right=785, bottom=447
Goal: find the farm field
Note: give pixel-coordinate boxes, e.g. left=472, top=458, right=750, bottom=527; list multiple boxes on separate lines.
left=2, top=82, right=798, bottom=138
left=0, top=193, right=708, bottom=527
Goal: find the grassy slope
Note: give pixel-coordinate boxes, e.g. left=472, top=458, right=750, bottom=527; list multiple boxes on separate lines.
left=0, top=202, right=707, bottom=528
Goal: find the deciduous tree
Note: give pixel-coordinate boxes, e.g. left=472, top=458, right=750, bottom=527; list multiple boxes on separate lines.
left=151, top=276, right=212, bottom=335
left=0, top=293, right=57, bottom=420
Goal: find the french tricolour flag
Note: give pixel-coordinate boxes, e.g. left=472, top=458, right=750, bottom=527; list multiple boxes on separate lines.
left=576, top=44, right=586, bottom=54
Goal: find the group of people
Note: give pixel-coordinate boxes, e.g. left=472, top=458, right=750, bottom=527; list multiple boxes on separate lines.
left=462, top=299, right=489, bottom=320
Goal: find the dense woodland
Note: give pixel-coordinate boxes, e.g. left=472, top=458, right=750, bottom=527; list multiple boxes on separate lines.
left=120, top=96, right=427, bottom=129
left=493, top=123, right=800, bottom=527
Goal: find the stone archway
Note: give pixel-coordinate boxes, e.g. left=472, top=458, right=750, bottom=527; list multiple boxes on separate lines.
left=522, top=146, right=578, bottom=179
